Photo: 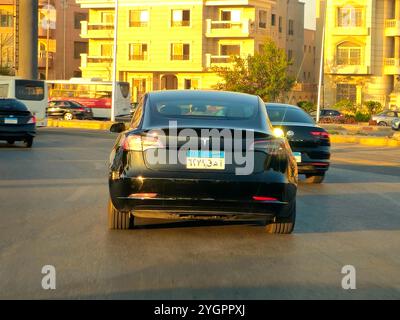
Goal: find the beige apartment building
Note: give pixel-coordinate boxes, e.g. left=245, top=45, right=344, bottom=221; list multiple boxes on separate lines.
left=77, top=0, right=310, bottom=103
left=0, top=0, right=88, bottom=79
left=317, top=0, right=400, bottom=109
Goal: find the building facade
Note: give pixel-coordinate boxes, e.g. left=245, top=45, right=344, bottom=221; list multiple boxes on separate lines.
left=0, top=0, right=15, bottom=73
left=77, top=0, right=309, bottom=103
left=317, top=0, right=400, bottom=109
left=0, top=0, right=88, bottom=79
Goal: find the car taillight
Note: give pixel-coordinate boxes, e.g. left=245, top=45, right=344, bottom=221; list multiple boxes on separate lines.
left=27, top=116, right=36, bottom=124
left=77, top=108, right=85, bottom=112
left=122, top=134, right=165, bottom=151
left=311, top=131, right=329, bottom=139
left=253, top=196, right=278, bottom=201
left=249, top=139, right=286, bottom=155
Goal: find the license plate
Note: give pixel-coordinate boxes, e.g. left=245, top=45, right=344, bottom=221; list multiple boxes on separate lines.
left=186, top=150, right=225, bottom=170
left=293, top=152, right=302, bottom=163
left=4, top=118, right=18, bottom=124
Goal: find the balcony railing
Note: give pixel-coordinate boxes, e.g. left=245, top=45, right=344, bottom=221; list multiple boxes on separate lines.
left=205, top=54, right=236, bottom=68
left=385, top=19, right=400, bottom=36
left=38, top=51, right=54, bottom=69
left=384, top=58, right=400, bottom=75
left=171, top=55, right=190, bottom=61
left=81, top=54, right=112, bottom=68
left=205, top=19, right=254, bottom=37
left=81, top=21, right=114, bottom=38
left=129, top=54, right=148, bottom=61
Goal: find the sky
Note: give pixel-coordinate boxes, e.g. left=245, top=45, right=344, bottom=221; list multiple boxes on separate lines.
left=301, top=0, right=316, bottom=30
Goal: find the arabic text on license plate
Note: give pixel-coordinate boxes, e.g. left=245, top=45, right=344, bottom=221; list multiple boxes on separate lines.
left=293, top=152, right=302, bottom=163
left=4, top=118, right=18, bottom=124
left=186, top=150, right=225, bottom=170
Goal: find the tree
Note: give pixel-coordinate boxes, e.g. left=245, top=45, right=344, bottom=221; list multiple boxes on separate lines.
left=297, top=101, right=315, bottom=114
left=213, top=39, right=295, bottom=102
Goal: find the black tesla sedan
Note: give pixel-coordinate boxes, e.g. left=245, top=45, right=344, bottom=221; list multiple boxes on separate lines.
left=266, top=103, right=331, bottom=183
left=108, top=90, right=298, bottom=233
left=0, top=99, right=36, bottom=148
left=46, top=100, right=93, bottom=120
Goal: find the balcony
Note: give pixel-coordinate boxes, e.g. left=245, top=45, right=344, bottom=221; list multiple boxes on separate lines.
left=80, top=21, right=114, bottom=39
left=385, top=19, right=400, bottom=37
left=38, top=51, right=54, bottom=69
left=205, top=19, right=254, bottom=38
left=81, top=54, right=112, bottom=69
left=38, top=27, right=55, bottom=38
left=205, top=54, right=234, bottom=68
left=384, top=58, right=400, bottom=75
left=331, top=25, right=369, bottom=36
left=327, top=64, right=370, bottom=75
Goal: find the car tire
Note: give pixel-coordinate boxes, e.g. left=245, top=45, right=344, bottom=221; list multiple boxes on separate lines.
left=7, top=140, right=14, bottom=145
left=64, top=112, right=73, bottom=121
left=305, top=174, right=325, bottom=184
left=378, top=121, right=388, bottom=126
left=266, top=201, right=296, bottom=234
left=108, top=198, right=132, bottom=230
left=24, top=137, right=33, bottom=148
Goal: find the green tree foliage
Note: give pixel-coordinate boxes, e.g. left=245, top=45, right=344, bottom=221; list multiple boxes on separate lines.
left=213, top=39, right=295, bottom=102
left=297, top=101, right=315, bottom=114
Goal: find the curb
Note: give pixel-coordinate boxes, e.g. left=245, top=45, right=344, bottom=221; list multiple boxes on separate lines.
left=47, top=119, right=114, bottom=131
left=330, top=135, right=400, bottom=147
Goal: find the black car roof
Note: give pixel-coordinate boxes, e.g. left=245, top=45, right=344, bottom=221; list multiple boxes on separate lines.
left=148, top=90, right=259, bottom=103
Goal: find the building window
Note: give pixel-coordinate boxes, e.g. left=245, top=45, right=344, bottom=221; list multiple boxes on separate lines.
left=336, top=83, right=357, bottom=102
left=129, top=43, right=148, bottom=60
left=278, top=16, right=282, bottom=33
left=171, top=9, right=190, bottom=27
left=132, top=78, right=147, bottom=102
left=129, top=10, right=149, bottom=27
left=288, top=19, right=294, bottom=35
left=220, top=44, right=240, bottom=56
left=101, top=44, right=113, bottom=57
left=101, top=12, right=114, bottom=24
left=259, top=10, right=267, bottom=29
left=171, top=43, right=190, bottom=60
left=271, top=14, right=276, bottom=26
left=337, top=7, right=363, bottom=27
left=74, top=42, right=88, bottom=59
left=287, top=49, right=293, bottom=61
left=0, top=11, right=13, bottom=27
left=337, top=42, right=362, bottom=65
left=74, top=12, right=87, bottom=29
left=220, top=10, right=241, bottom=22
left=184, top=79, right=199, bottom=90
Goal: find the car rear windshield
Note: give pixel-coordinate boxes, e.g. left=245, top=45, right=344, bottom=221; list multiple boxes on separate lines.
left=266, top=105, right=315, bottom=124
left=0, top=99, right=28, bottom=111
left=152, top=97, right=258, bottom=120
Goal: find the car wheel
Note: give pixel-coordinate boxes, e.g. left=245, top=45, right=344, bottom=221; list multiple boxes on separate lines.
left=378, top=121, right=388, bottom=126
left=305, top=174, right=325, bottom=184
left=24, top=137, right=33, bottom=148
left=7, top=140, right=14, bottom=145
left=266, top=200, right=296, bottom=234
left=64, top=112, right=73, bottom=121
left=108, top=198, right=133, bottom=230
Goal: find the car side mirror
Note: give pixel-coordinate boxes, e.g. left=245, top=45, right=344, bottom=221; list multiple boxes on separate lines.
left=110, top=122, right=126, bottom=133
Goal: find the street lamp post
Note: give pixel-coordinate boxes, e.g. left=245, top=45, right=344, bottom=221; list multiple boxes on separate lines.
left=111, top=0, right=119, bottom=122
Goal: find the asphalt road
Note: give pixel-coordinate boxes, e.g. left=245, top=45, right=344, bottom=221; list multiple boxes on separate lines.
left=0, top=128, right=399, bottom=299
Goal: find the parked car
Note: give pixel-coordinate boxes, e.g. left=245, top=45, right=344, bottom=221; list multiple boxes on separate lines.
left=392, top=118, right=400, bottom=131
left=108, top=90, right=298, bottom=234
left=371, top=110, right=399, bottom=126
left=0, top=99, right=36, bottom=148
left=310, top=109, right=344, bottom=122
left=46, top=100, right=93, bottom=120
left=266, top=103, right=331, bottom=184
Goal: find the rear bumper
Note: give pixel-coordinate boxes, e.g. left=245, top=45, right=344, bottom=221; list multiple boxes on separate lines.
left=297, top=161, right=330, bottom=175
left=109, top=174, right=297, bottom=219
left=292, top=146, right=330, bottom=175
left=0, top=125, right=36, bottom=141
